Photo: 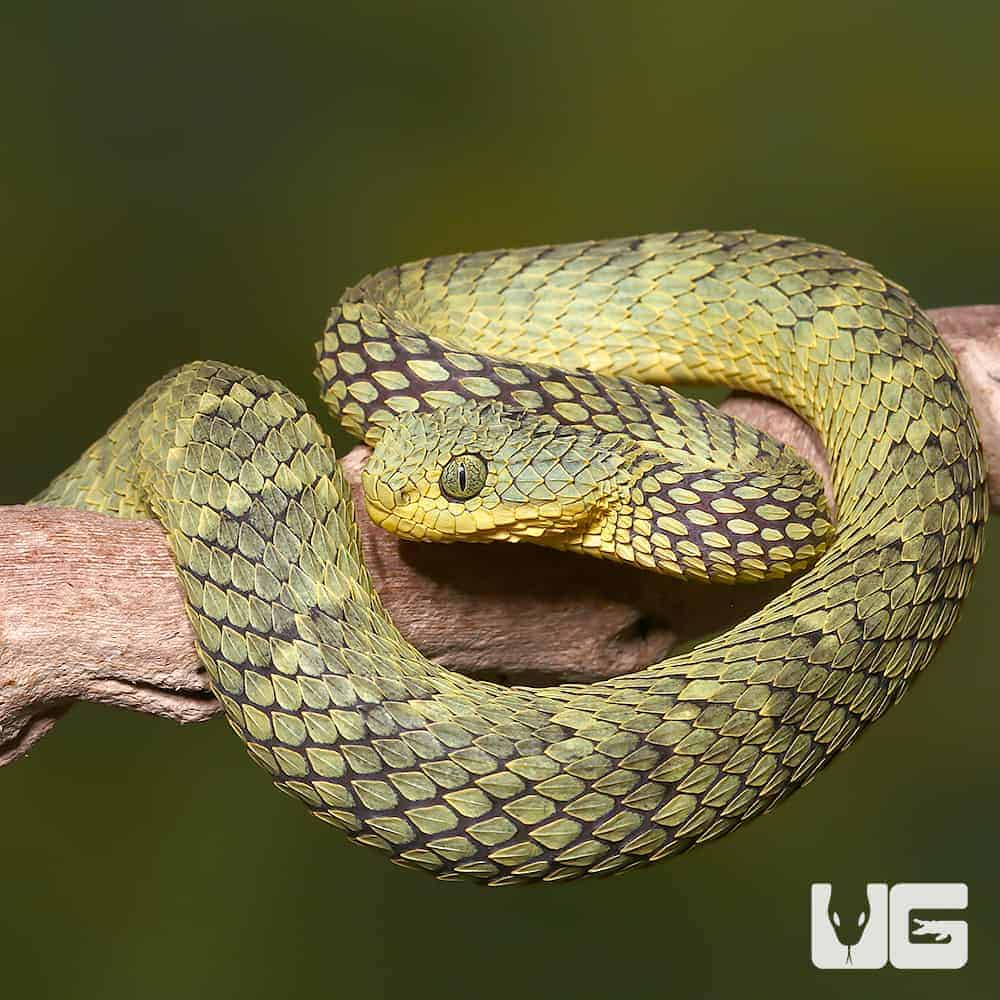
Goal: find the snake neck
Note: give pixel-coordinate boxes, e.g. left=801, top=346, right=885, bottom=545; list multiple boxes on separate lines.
left=553, top=448, right=832, bottom=584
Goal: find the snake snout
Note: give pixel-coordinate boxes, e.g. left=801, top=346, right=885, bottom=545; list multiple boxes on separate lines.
left=361, top=464, right=418, bottom=513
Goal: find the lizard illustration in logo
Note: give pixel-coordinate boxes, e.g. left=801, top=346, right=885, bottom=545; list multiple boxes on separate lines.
left=911, top=918, right=953, bottom=944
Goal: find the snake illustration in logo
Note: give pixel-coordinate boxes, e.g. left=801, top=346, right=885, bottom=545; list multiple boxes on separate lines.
left=827, top=883, right=873, bottom=965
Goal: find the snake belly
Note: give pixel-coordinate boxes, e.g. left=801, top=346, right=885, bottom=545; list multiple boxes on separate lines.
left=38, top=231, right=987, bottom=884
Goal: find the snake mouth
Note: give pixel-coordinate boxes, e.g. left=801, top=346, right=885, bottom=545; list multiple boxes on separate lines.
left=363, top=494, right=406, bottom=529
left=362, top=494, right=439, bottom=541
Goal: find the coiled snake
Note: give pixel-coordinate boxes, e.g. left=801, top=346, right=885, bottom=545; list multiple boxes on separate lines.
left=37, top=231, right=987, bottom=884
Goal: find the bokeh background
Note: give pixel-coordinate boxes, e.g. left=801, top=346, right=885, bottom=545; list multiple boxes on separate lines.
left=1, top=2, right=998, bottom=998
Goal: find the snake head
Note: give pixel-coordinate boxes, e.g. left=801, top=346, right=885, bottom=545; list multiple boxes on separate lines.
left=827, top=883, right=872, bottom=948
left=361, top=401, right=632, bottom=543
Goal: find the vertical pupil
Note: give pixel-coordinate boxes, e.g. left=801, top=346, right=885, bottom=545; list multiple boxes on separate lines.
left=458, top=464, right=467, bottom=491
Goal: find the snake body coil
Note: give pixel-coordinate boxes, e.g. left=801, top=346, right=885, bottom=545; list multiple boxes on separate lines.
left=38, top=231, right=987, bottom=884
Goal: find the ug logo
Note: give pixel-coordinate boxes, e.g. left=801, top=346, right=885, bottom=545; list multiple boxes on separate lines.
left=810, top=883, right=967, bottom=970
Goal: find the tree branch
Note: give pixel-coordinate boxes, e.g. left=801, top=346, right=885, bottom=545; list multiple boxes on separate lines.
left=1, top=306, right=997, bottom=765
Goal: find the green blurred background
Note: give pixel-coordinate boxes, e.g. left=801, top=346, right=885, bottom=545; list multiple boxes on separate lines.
left=1, top=2, right=998, bottom=997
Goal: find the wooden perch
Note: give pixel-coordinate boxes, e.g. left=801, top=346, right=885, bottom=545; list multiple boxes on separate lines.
left=1, top=306, right=998, bottom=766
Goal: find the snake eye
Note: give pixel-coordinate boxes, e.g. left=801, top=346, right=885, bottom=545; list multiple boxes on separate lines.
left=440, top=454, right=487, bottom=501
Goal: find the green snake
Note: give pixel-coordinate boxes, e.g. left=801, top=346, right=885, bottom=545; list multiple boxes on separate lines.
left=36, top=231, right=987, bottom=884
